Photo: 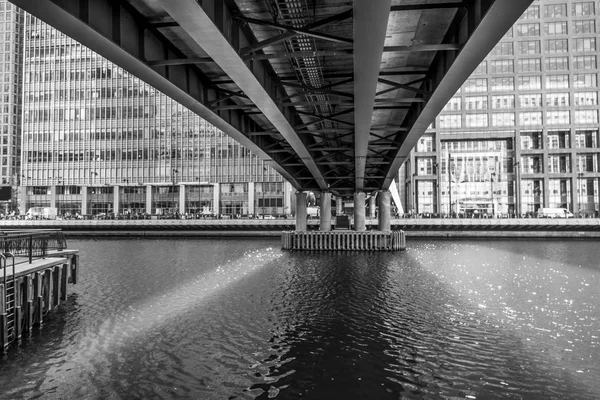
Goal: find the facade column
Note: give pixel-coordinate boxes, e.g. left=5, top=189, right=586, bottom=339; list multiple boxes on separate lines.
left=113, top=185, right=120, bottom=214
left=213, top=183, right=220, bottom=216
left=50, top=185, right=57, bottom=209
left=295, top=191, right=308, bottom=231
left=369, top=194, right=376, bottom=219
left=145, top=185, right=153, bottom=214
left=319, top=192, right=332, bottom=231
left=179, top=184, right=186, bottom=214
left=248, top=182, right=255, bottom=216
left=378, top=190, right=391, bottom=231
left=81, top=186, right=88, bottom=215
left=354, top=192, right=366, bottom=231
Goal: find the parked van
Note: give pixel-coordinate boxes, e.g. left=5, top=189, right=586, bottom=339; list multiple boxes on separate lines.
left=538, top=207, right=573, bottom=218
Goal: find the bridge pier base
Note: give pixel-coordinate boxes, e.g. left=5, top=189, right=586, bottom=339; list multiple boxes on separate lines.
left=281, top=230, right=405, bottom=251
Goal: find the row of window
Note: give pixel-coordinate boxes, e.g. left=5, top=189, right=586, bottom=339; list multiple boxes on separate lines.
left=24, top=86, right=155, bottom=102
left=492, top=37, right=599, bottom=56
left=520, top=2, right=596, bottom=20
left=444, top=92, right=598, bottom=111
left=439, top=110, right=598, bottom=128
left=463, top=73, right=597, bottom=92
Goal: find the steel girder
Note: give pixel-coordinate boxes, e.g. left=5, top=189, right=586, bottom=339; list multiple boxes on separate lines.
left=11, top=0, right=316, bottom=190
left=353, top=0, right=392, bottom=192
left=380, top=0, right=534, bottom=190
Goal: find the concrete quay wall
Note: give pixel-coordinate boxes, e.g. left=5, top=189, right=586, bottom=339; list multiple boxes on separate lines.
left=2, top=218, right=600, bottom=238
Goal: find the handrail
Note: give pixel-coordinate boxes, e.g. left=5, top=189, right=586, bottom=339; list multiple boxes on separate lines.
left=0, top=230, right=66, bottom=264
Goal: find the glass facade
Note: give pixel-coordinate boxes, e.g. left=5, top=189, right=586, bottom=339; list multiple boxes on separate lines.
left=405, top=0, right=600, bottom=217
left=17, top=15, right=292, bottom=217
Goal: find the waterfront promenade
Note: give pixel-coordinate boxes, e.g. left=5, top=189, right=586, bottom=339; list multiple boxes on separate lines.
left=2, top=218, right=600, bottom=238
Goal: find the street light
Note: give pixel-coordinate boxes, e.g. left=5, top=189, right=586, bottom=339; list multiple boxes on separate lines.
left=578, top=172, right=584, bottom=217
left=172, top=169, right=178, bottom=216
left=490, top=172, right=496, bottom=218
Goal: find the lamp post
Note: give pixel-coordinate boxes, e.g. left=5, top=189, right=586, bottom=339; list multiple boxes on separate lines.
left=490, top=172, right=496, bottom=218
left=514, top=160, right=520, bottom=217
left=172, top=168, right=178, bottom=216
left=578, top=172, right=584, bottom=217
left=447, top=153, right=452, bottom=217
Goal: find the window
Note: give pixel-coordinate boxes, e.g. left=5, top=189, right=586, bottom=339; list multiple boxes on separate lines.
left=473, top=62, right=487, bottom=75
left=518, top=75, right=542, bottom=90
left=519, top=94, right=542, bottom=108
left=491, top=42, right=514, bottom=56
left=545, top=39, right=568, bottom=53
left=545, top=92, right=570, bottom=107
left=573, top=38, right=596, bottom=52
left=517, top=23, right=540, bottom=36
left=464, top=96, right=488, bottom=110
left=519, top=112, right=543, bottom=126
left=416, top=136, right=434, bottom=152
left=463, top=78, right=487, bottom=93
left=521, top=5, right=540, bottom=19
left=439, top=114, right=462, bottom=129
left=517, top=58, right=541, bottom=72
left=546, top=74, right=569, bottom=89
left=522, top=156, right=544, bottom=174
left=573, top=73, right=597, bottom=88
left=575, top=129, right=598, bottom=148
left=465, top=114, right=488, bottom=128
left=521, top=131, right=543, bottom=150
left=416, top=158, right=435, bottom=175
left=573, top=55, right=596, bottom=69
left=573, top=20, right=595, bottom=34
left=491, top=77, right=514, bottom=91
left=491, top=95, right=515, bottom=109
left=519, top=40, right=541, bottom=54
left=547, top=110, right=570, bottom=125
left=573, top=2, right=595, bottom=16
left=545, top=56, right=569, bottom=71
left=548, top=156, right=571, bottom=174
left=544, top=21, right=568, bottom=35
left=442, top=97, right=461, bottom=111
left=491, top=113, right=515, bottom=127
left=490, top=60, right=514, bottom=74
left=547, top=130, right=571, bottom=149
left=544, top=4, right=567, bottom=18
left=574, top=92, right=598, bottom=106
left=574, top=110, right=598, bottom=124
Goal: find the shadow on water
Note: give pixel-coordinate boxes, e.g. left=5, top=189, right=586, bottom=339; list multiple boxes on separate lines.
left=247, top=249, right=599, bottom=400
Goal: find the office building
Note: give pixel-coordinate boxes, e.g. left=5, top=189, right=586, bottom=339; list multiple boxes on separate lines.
left=19, top=14, right=291, bottom=217
left=403, top=0, right=600, bottom=217
left=0, top=1, right=23, bottom=213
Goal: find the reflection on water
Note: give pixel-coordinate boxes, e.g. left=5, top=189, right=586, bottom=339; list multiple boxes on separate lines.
left=0, top=238, right=598, bottom=399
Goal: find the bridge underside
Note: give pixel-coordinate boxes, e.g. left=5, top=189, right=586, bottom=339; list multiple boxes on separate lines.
left=13, top=0, right=532, bottom=196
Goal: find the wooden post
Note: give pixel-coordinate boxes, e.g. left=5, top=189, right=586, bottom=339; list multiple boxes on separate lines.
left=34, top=271, right=43, bottom=326
left=61, top=262, right=69, bottom=301
left=53, top=265, right=62, bottom=307
left=23, top=274, right=32, bottom=334
left=44, top=268, right=53, bottom=312
left=14, top=277, right=22, bottom=341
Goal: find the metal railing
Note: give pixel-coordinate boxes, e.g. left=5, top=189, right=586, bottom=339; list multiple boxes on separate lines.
left=1, top=230, right=67, bottom=263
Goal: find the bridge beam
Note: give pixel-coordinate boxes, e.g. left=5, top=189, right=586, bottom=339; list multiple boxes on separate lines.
left=382, top=0, right=534, bottom=189
left=155, top=0, right=327, bottom=192
left=11, top=0, right=309, bottom=190
left=353, top=0, right=392, bottom=191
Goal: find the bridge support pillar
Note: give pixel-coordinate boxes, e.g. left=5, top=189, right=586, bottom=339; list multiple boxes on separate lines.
left=378, top=190, right=391, bottom=232
left=319, top=192, right=332, bottom=231
left=295, top=192, right=308, bottom=231
left=336, top=196, right=343, bottom=215
left=369, top=195, right=377, bottom=219
left=354, top=192, right=366, bottom=231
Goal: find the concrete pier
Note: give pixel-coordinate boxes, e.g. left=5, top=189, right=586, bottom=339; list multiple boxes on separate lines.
left=281, top=230, right=405, bottom=251
left=1, top=231, right=79, bottom=352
